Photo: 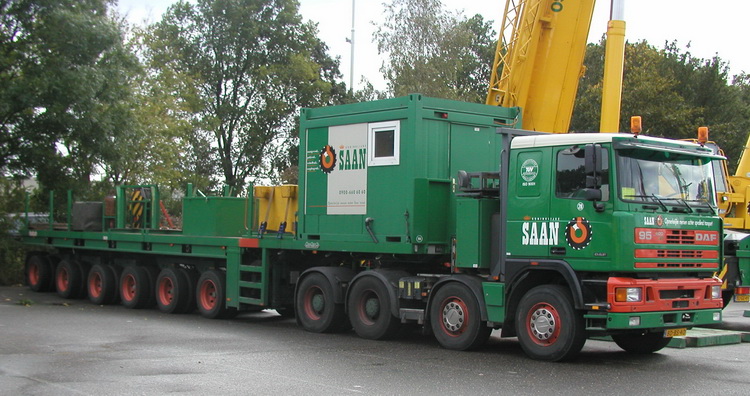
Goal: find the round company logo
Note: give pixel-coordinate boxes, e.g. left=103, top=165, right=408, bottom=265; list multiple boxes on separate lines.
left=320, top=145, right=337, bottom=174
left=520, top=159, right=539, bottom=182
left=656, top=215, right=664, bottom=227
left=565, top=217, right=592, bottom=250
left=576, top=202, right=584, bottom=211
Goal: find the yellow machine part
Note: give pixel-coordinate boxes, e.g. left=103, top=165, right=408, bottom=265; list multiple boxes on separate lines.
left=487, top=0, right=596, bottom=133
left=253, top=185, right=298, bottom=233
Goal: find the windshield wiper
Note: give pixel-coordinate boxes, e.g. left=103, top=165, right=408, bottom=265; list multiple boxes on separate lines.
left=668, top=198, right=693, bottom=213
left=684, top=199, right=716, bottom=214
left=623, top=194, right=667, bottom=211
left=650, top=194, right=669, bottom=212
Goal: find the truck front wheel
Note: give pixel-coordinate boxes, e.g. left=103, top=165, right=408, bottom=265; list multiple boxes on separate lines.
left=295, top=273, right=349, bottom=333
left=612, top=332, right=671, bottom=354
left=430, top=283, right=492, bottom=350
left=515, top=285, right=586, bottom=361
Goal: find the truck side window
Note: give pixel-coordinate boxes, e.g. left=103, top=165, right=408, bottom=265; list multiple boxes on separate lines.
left=556, top=147, right=609, bottom=200
left=368, top=121, right=400, bottom=166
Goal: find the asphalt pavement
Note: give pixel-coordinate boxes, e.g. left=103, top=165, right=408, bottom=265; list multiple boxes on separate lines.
left=1, top=285, right=749, bottom=395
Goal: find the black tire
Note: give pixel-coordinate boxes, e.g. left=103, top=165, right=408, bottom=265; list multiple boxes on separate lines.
left=348, top=276, right=400, bottom=340
left=87, top=264, right=119, bottom=305
left=120, top=266, right=153, bottom=309
left=612, top=332, right=672, bottom=354
left=196, top=270, right=237, bottom=319
left=26, top=254, right=53, bottom=292
left=515, top=285, right=586, bottom=361
left=181, top=269, right=199, bottom=313
left=275, top=306, right=295, bottom=319
left=722, top=290, right=733, bottom=308
left=155, top=268, right=192, bottom=314
left=55, top=260, right=85, bottom=299
left=295, top=272, right=350, bottom=333
left=430, top=283, right=492, bottom=350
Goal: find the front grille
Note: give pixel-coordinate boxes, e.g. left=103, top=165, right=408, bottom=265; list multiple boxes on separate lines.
left=635, top=262, right=717, bottom=269
left=660, top=289, right=694, bottom=299
left=666, top=230, right=694, bottom=244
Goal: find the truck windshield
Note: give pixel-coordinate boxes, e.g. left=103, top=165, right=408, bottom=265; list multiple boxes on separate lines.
left=617, top=150, right=716, bottom=208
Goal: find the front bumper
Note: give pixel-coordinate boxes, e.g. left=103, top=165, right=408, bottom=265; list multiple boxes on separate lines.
left=590, top=308, right=723, bottom=330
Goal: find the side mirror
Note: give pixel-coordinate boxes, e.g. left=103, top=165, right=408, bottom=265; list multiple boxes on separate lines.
left=584, top=144, right=603, bottom=189
left=581, top=188, right=602, bottom=202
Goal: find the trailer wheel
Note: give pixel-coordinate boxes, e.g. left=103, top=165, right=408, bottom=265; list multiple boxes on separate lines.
left=56, top=260, right=85, bottom=299
left=348, top=276, right=400, bottom=340
left=515, top=285, right=586, bottom=361
left=120, top=266, right=153, bottom=309
left=88, top=264, right=119, bottom=305
left=430, top=283, right=492, bottom=350
left=612, top=332, right=671, bottom=354
left=156, top=268, right=193, bottom=314
left=26, top=254, right=53, bottom=292
left=196, top=270, right=237, bottom=319
left=296, top=273, right=349, bottom=333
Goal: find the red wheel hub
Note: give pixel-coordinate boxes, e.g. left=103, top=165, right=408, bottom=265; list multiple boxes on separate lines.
left=28, top=263, right=40, bottom=286
left=57, top=267, right=69, bottom=292
left=158, top=277, right=175, bottom=306
left=303, top=286, right=324, bottom=320
left=122, top=274, right=137, bottom=302
left=89, top=272, right=103, bottom=298
left=526, top=302, right=561, bottom=346
left=199, top=279, right=218, bottom=310
left=440, top=296, right=468, bottom=337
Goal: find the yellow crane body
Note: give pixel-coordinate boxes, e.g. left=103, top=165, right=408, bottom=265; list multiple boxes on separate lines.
left=486, top=0, right=596, bottom=133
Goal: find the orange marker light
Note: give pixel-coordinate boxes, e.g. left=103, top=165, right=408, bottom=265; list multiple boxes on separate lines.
left=698, top=126, right=709, bottom=145
left=630, top=116, right=642, bottom=135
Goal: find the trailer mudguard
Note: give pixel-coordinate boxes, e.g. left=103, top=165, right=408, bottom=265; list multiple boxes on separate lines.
left=426, top=274, right=489, bottom=322
left=296, top=267, right=356, bottom=304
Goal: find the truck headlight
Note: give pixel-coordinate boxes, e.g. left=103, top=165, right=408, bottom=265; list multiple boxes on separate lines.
left=711, top=285, right=721, bottom=300
left=615, top=287, right=642, bottom=302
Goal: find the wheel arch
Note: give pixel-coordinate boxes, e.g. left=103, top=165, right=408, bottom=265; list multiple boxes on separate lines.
left=425, top=274, right=489, bottom=323
left=295, top=267, right=356, bottom=306
left=502, top=261, right=584, bottom=337
left=346, top=269, right=409, bottom=318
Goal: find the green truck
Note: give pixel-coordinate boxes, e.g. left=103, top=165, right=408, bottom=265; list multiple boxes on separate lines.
left=20, top=95, right=725, bottom=361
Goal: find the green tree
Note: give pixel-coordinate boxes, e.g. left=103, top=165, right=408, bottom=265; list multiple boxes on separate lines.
left=141, top=0, right=347, bottom=191
left=571, top=39, right=748, bottom=170
left=0, top=0, right=139, bottom=201
left=374, top=0, right=496, bottom=102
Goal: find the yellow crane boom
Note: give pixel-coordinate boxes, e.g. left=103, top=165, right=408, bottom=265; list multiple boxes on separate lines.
left=486, top=0, right=596, bottom=133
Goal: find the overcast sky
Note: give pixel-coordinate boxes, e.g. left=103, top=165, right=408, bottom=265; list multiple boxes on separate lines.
left=117, top=0, right=748, bottom=92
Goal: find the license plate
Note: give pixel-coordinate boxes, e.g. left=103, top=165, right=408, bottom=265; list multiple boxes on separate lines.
left=735, top=295, right=750, bottom=302
left=665, top=328, right=687, bottom=337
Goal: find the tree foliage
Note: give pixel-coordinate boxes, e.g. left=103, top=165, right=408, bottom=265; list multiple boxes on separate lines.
left=571, top=39, right=750, bottom=171
left=0, top=0, right=139, bottom=201
left=140, top=0, right=347, bottom=191
left=374, top=0, right=496, bottom=102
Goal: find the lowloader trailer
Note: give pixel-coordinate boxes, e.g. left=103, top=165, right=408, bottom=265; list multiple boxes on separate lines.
left=20, top=95, right=724, bottom=361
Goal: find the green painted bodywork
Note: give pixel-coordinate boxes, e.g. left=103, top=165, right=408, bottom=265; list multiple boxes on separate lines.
left=296, top=94, right=520, bottom=253
left=18, top=95, right=726, bottom=333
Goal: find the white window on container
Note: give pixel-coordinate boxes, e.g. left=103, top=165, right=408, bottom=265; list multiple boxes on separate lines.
left=368, top=121, right=400, bottom=166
